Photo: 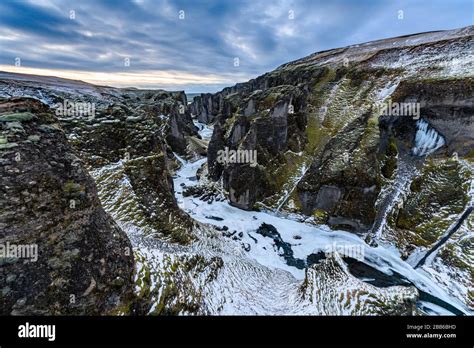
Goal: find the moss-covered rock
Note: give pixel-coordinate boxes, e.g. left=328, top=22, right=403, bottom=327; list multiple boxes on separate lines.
left=388, top=158, right=470, bottom=252
left=0, top=97, right=134, bottom=315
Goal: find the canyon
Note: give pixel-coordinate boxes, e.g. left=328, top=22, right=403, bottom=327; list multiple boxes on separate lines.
left=0, top=26, right=473, bottom=315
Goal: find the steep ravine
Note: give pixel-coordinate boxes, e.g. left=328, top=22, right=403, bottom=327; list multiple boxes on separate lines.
left=415, top=206, right=473, bottom=269
left=169, top=121, right=470, bottom=315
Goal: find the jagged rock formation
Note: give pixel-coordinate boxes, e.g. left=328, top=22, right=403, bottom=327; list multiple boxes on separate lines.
left=0, top=74, right=207, bottom=314
left=131, top=246, right=223, bottom=315
left=93, top=154, right=195, bottom=244
left=298, top=111, right=381, bottom=231
left=0, top=97, right=134, bottom=315
left=191, top=26, right=474, bottom=230
left=386, top=158, right=470, bottom=255
left=0, top=72, right=199, bottom=163
left=390, top=78, right=474, bottom=156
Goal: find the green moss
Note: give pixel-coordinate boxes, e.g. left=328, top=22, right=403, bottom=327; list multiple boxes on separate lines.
left=307, top=68, right=337, bottom=107
left=463, top=149, right=474, bottom=161
left=63, top=180, right=83, bottom=196
left=312, top=209, right=329, bottom=224
left=368, top=116, right=379, bottom=128
left=410, top=177, right=422, bottom=192
left=0, top=112, right=35, bottom=122
left=386, top=139, right=398, bottom=157
left=6, top=121, right=24, bottom=132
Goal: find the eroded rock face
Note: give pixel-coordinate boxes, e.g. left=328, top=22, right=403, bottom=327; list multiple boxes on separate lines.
left=0, top=75, right=199, bottom=244
left=385, top=158, right=470, bottom=256
left=189, top=93, right=219, bottom=124
left=297, top=113, right=381, bottom=231
left=223, top=164, right=268, bottom=210
left=61, top=92, right=198, bottom=165
left=0, top=76, right=199, bottom=163
left=0, top=97, right=134, bottom=315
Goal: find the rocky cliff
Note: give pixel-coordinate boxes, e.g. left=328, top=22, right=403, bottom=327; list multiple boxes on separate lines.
left=300, top=253, right=418, bottom=315
left=0, top=73, right=199, bottom=243
left=0, top=74, right=210, bottom=315
left=0, top=97, right=134, bottom=315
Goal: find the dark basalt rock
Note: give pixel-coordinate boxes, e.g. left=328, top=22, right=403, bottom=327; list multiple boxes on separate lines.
left=223, top=163, right=269, bottom=210
left=0, top=79, right=200, bottom=248
left=197, top=85, right=309, bottom=210
left=297, top=113, right=381, bottom=231
left=0, top=97, right=134, bottom=315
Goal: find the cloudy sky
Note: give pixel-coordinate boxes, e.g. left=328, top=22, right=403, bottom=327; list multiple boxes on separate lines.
left=0, top=0, right=472, bottom=92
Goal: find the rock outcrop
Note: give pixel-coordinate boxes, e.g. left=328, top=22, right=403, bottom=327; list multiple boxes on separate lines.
left=0, top=97, right=134, bottom=315
left=0, top=74, right=199, bottom=163
left=390, top=78, right=474, bottom=156
left=123, top=154, right=194, bottom=243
